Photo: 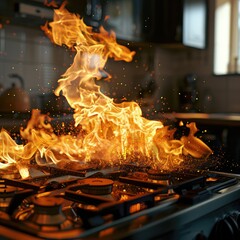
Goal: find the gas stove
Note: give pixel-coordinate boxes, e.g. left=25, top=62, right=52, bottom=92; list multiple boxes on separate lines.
left=0, top=164, right=240, bottom=240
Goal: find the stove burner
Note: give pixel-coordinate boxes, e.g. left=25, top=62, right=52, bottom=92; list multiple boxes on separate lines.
left=30, top=197, right=66, bottom=225
left=13, top=196, right=78, bottom=232
left=0, top=184, right=18, bottom=209
left=79, top=178, right=113, bottom=195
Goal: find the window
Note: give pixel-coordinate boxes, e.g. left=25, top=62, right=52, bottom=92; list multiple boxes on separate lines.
left=214, top=0, right=240, bottom=74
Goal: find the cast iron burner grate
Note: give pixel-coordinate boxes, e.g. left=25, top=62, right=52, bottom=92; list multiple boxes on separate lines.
left=0, top=164, right=239, bottom=239
left=0, top=178, right=39, bottom=215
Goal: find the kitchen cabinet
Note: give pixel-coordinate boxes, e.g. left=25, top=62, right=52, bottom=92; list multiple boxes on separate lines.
left=102, top=0, right=207, bottom=48
left=101, top=0, right=183, bottom=44
left=0, top=0, right=53, bottom=28
left=0, top=0, right=208, bottom=49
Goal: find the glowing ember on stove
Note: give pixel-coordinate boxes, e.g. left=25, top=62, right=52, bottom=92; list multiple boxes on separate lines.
left=0, top=2, right=212, bottom=178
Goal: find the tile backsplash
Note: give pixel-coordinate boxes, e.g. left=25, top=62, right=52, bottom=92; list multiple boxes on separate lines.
left=0, top=24, right=72, bottom=109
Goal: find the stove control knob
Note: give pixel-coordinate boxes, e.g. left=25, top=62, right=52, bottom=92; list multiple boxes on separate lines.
left=195, top=232, right=207, bottom=240
left=209, top=214, right=240, bottom=240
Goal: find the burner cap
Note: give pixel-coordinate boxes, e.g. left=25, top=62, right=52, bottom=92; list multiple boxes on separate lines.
left=80, top=178, right=113, bottom=195
left=33, top=197, right=63, bottom=208
left=147, top=169, right=171, bottom=180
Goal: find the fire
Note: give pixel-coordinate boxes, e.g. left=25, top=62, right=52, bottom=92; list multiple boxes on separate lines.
left=0, top=3, right=212, bottom=178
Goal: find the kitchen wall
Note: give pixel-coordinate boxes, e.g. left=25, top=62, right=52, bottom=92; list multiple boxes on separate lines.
left=153, top=0, right=240, bottom=114
left=152, top=0, right=240, bottom=114
left=0, top=0, right=239, bottom=114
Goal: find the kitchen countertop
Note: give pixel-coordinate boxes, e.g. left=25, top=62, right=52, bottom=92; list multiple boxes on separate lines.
left=161, top=112, right=240, bottom=126
left=2, top=112, right=240, bottom=133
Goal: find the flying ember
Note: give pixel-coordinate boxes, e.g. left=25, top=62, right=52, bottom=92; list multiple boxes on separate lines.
left=0, top=3, right=212, bottom=178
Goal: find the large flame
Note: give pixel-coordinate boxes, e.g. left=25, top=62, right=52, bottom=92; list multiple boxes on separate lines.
left=0, top=3, right=212, bottom=178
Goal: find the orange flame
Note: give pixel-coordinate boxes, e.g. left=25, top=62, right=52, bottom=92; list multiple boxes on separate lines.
left=0, top=3, right=212, bottom=178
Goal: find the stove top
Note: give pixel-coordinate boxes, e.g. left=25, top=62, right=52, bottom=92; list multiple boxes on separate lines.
left=0, top=164, right=240, bottom=240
